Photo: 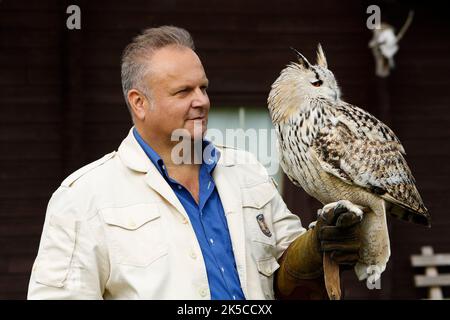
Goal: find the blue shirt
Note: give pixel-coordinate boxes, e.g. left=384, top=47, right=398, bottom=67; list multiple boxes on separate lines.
left=133, top=128, right=245, bottom=300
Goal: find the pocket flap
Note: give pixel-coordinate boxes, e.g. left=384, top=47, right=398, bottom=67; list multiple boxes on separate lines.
left=257, top=256, right=280, bottom=277
left=241, top=182, right=276, bottom=209
left=101, top=203, right=160, bottom=230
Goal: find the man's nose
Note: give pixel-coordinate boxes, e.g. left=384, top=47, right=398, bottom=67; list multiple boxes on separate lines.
left=192, top=87, right=209, bottom=108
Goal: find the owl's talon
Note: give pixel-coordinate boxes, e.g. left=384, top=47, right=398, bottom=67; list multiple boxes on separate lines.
left=322, top=200, right=365, bottom=221
left=333, top=203, right=348, bottom=215
left=308, top=221, right=317, bottom=229
left=322, top=202, right=338, bottom=213
left=317, top=209, right=323, bottom=217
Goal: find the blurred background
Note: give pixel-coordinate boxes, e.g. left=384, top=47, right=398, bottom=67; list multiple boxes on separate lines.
left=1, top=0, right=449, bottom=299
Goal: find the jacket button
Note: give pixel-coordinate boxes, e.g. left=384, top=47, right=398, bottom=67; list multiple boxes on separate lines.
left=189, top=250, right=197, bottom=259
left=199, top=287, right=208, bottom=297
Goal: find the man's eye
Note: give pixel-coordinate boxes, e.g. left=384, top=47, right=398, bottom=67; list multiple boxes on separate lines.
left=176, top=88, right=188, bottom=94
left=311, top=80, right=323, bottom=87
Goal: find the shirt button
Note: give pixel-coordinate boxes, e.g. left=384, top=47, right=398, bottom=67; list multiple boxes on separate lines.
left=189, top=250, right=197, bottom=259
left=232, top=295, right=236, bottom=300
left=209, top=238, right=214, bottom=244
left=220, top=267, right=225, bottom=273
left=177, top=185, right=182, bottom=190
left=128, top=220, right=136, bottom=228
left=181, top=217, right=188, bottom=224
left=199, top=287, right=208, bottom=297
left=162, top=165, right=166, bottom=170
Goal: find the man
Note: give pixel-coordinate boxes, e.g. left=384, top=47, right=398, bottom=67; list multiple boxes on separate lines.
left=28, top=26, right=361, bottom=299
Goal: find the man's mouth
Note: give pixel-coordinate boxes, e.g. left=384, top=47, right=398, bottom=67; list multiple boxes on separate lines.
left=189, top=116, right=206, bottom=121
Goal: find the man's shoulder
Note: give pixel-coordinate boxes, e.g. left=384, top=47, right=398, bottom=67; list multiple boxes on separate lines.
left=61, top=151, right=117, bottom=188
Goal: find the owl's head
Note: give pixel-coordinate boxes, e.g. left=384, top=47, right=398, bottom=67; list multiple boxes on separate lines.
left=268, top=44, right=341, bottom=123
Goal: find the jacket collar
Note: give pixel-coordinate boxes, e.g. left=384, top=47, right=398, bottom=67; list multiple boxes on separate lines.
left=117, top=127, right=236, bottom=216
left=118, top=128, right=188, bottom=217
left=118, top=127, right=152, bottom=173
left=118, top=127, right=235, bottom=172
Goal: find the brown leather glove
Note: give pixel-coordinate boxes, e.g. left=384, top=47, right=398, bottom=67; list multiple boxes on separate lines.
left=276, top=200, right=362, bottom=297
left=317, top=200, right=362, bottom=266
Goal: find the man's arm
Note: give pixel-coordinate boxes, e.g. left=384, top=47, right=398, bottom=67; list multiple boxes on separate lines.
left=265, top=179, right=327, bottom=299
left=28, top=187, right=108, bottom=299
left=275, top=252, right=328, bottom=300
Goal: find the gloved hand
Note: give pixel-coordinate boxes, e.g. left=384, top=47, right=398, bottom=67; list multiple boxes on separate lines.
left=315, top=200, right=363, bottom=266
left=276, top=200, right=363, bottom=297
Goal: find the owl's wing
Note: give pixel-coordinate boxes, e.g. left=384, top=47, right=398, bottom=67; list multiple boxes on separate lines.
left=312, top=102, right=428, bottom=222
left=335, top=102, right=404, bottom=148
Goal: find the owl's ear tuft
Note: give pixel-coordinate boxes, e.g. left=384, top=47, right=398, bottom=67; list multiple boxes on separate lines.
left=316, top=43, right=328, bottom=69
left=290, top=47, right=311, bottom=69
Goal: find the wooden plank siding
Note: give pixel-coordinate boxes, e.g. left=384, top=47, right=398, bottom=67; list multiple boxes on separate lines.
left=0, top=0, right=449, bottom=299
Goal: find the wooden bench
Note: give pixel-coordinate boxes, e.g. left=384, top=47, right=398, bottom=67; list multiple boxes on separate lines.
left=411, top=246, right=450, bottom=299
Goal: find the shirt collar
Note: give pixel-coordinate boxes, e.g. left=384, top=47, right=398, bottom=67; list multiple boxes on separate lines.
left=133, top=127, right=220, bottom=178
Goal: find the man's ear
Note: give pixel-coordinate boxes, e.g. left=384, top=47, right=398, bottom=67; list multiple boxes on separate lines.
left=127, top=89, right=148, bottom=121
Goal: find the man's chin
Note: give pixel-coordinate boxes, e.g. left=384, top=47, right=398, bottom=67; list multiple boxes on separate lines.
left=191, top=131, right=207, bottom=141
left=185, top=122, right=207, bottom=140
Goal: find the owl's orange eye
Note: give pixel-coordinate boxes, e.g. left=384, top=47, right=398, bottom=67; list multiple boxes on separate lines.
left=311, top=80, right=323, bottom=87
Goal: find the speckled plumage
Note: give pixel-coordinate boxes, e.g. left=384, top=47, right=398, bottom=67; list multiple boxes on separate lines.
left=268, top=45, right=429, bottom=281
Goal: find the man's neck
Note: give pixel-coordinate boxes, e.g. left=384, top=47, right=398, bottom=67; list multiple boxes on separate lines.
left=135, top=126, right=203, bottom=203
left=136, top=127, right=203, bottom=169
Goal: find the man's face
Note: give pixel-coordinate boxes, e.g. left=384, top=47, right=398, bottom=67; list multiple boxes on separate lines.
left=141, top=46, right=210, bottom=142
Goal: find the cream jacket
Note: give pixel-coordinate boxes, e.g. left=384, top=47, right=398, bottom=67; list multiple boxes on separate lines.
left=27, top=128, right=305, bottom=300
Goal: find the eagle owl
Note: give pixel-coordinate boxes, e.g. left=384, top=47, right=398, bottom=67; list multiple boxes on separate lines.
left=268, top=44, right=429, bottom=282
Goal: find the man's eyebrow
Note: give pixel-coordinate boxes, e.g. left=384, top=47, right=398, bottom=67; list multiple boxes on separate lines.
left=172, top=79, right=209, bottom=92
left=171, top=84, right=191, bottom=92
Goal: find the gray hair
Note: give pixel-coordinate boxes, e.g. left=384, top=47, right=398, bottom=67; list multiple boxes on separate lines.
left=121, top=26, right=195, bottom=114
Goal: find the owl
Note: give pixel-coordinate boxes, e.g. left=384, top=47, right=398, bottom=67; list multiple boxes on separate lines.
left=267, top=44, right=429, bottom=283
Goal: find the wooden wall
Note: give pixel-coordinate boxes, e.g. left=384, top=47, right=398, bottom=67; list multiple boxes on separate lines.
left=0, top=0, right=448, bottom=299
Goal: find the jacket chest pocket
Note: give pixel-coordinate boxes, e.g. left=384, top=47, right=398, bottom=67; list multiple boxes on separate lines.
left=100, top=203, right=168, bottom=267
left=242, top=182, right=277, bottom=260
